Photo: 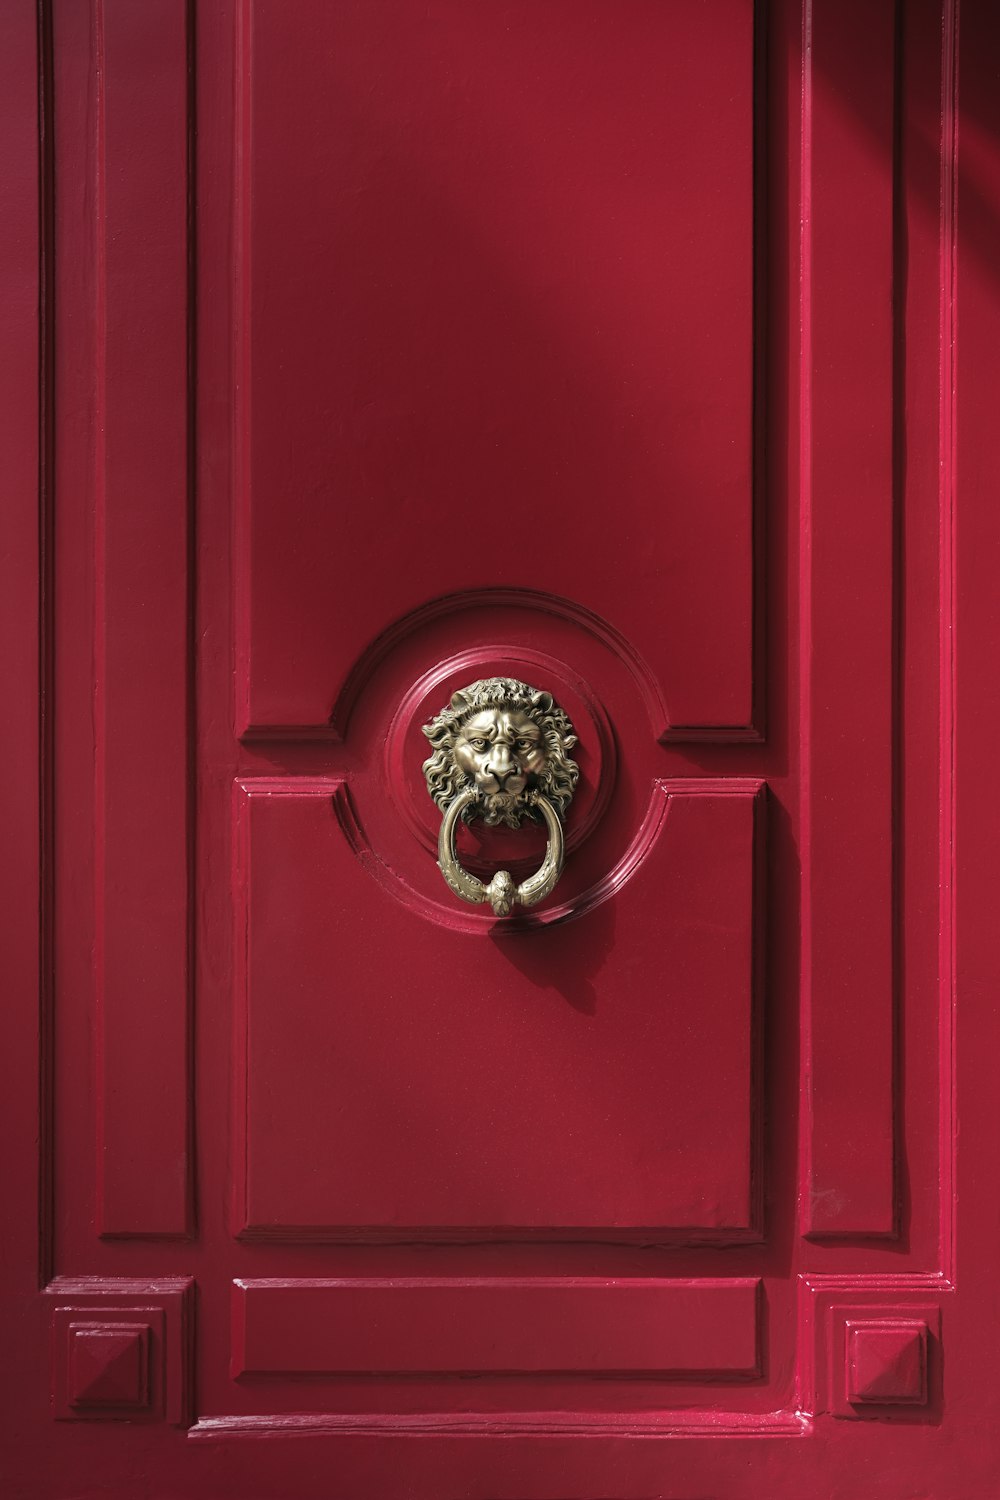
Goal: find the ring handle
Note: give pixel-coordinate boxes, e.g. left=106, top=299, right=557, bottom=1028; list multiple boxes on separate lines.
left=438, top=788, right=565, bottom=917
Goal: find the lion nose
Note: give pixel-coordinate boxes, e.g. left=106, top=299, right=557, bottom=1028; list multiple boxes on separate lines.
left=488, top=746, right=514, bottom=781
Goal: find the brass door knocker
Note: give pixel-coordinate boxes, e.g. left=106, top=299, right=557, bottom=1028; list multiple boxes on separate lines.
left=421, top=677, right=579, bottom=916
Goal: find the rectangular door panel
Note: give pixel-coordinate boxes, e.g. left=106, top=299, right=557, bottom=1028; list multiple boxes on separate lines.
left=237, top=0, right=757, bottom=737
left=234, top=779, right=763, bottom=1239
left=231, top=1278, right=761, bottom=1378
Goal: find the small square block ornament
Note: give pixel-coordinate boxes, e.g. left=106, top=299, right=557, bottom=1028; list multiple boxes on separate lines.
left=68, top=1322, right=150, bottom=1411
left=52, top=1307, right=163, bottom=1422
left=846, top=1319, right=928, bottom=1406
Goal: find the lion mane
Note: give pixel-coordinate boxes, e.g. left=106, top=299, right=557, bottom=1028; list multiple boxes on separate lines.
left=421, top=676, right=579, bottom=823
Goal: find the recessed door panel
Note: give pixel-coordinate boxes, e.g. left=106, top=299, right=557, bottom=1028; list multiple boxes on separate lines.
left=235, top=779, right=763, bottom=1239
left=237, top=0, right=757, bottom=737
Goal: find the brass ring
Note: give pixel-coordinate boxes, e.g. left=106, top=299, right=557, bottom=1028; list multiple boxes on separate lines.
left=437, top=788, right=565, bottom=917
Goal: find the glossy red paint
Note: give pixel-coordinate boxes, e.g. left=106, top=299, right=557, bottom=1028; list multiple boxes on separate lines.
left=4, top=1, right=1000, bottom=1496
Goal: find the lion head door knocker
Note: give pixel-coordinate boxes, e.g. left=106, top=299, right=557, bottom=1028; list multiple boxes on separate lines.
left=421, top=677, right=580, bottom=916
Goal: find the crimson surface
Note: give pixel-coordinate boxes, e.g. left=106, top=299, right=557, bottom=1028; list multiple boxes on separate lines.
left=3, top=1, right=1000, bottom=1497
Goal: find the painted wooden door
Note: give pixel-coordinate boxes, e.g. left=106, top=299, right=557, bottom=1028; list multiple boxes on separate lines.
left=5, top=1, right=1000, bottom=1496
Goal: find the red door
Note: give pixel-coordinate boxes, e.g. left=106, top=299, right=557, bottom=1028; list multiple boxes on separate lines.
left=5, top=1, right=1000, bottom=1495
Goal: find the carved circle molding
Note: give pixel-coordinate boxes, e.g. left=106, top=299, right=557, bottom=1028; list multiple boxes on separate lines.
left=324, top=590, right=666, bottom=931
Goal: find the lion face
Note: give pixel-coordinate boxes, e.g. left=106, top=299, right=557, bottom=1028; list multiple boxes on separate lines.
left=422, top=677, right=579, bottom=830
left=453, top=707, right=547, bottom=826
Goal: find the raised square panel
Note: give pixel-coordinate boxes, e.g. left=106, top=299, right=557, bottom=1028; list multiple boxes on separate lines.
left=47, top=1279, right=193, bottom=1425
left=846, top=1321, right=928, bottom=1406
left=237, top=0, right=757, bottom=736
left=798, top=1282, right=945, bottom=1424
left=67, top=1323, right=150, bottom=1412
left=53, top=1309, right=162, bottom=1422
left=827, top=1304, right=940, bottom=1419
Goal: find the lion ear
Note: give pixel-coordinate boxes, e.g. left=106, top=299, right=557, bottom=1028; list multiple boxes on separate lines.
left=534, top=690, right=553, bottom=713
left=450, top=690, right=470, bottom=712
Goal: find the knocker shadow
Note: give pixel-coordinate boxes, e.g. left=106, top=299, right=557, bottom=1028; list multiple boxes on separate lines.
left=488, top=896, right=616, bottom=1016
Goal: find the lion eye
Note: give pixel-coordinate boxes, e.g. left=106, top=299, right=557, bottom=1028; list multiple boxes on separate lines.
left=468, top=738, right=487, bottom=751
left=517, top=739, right=534, bottom=752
